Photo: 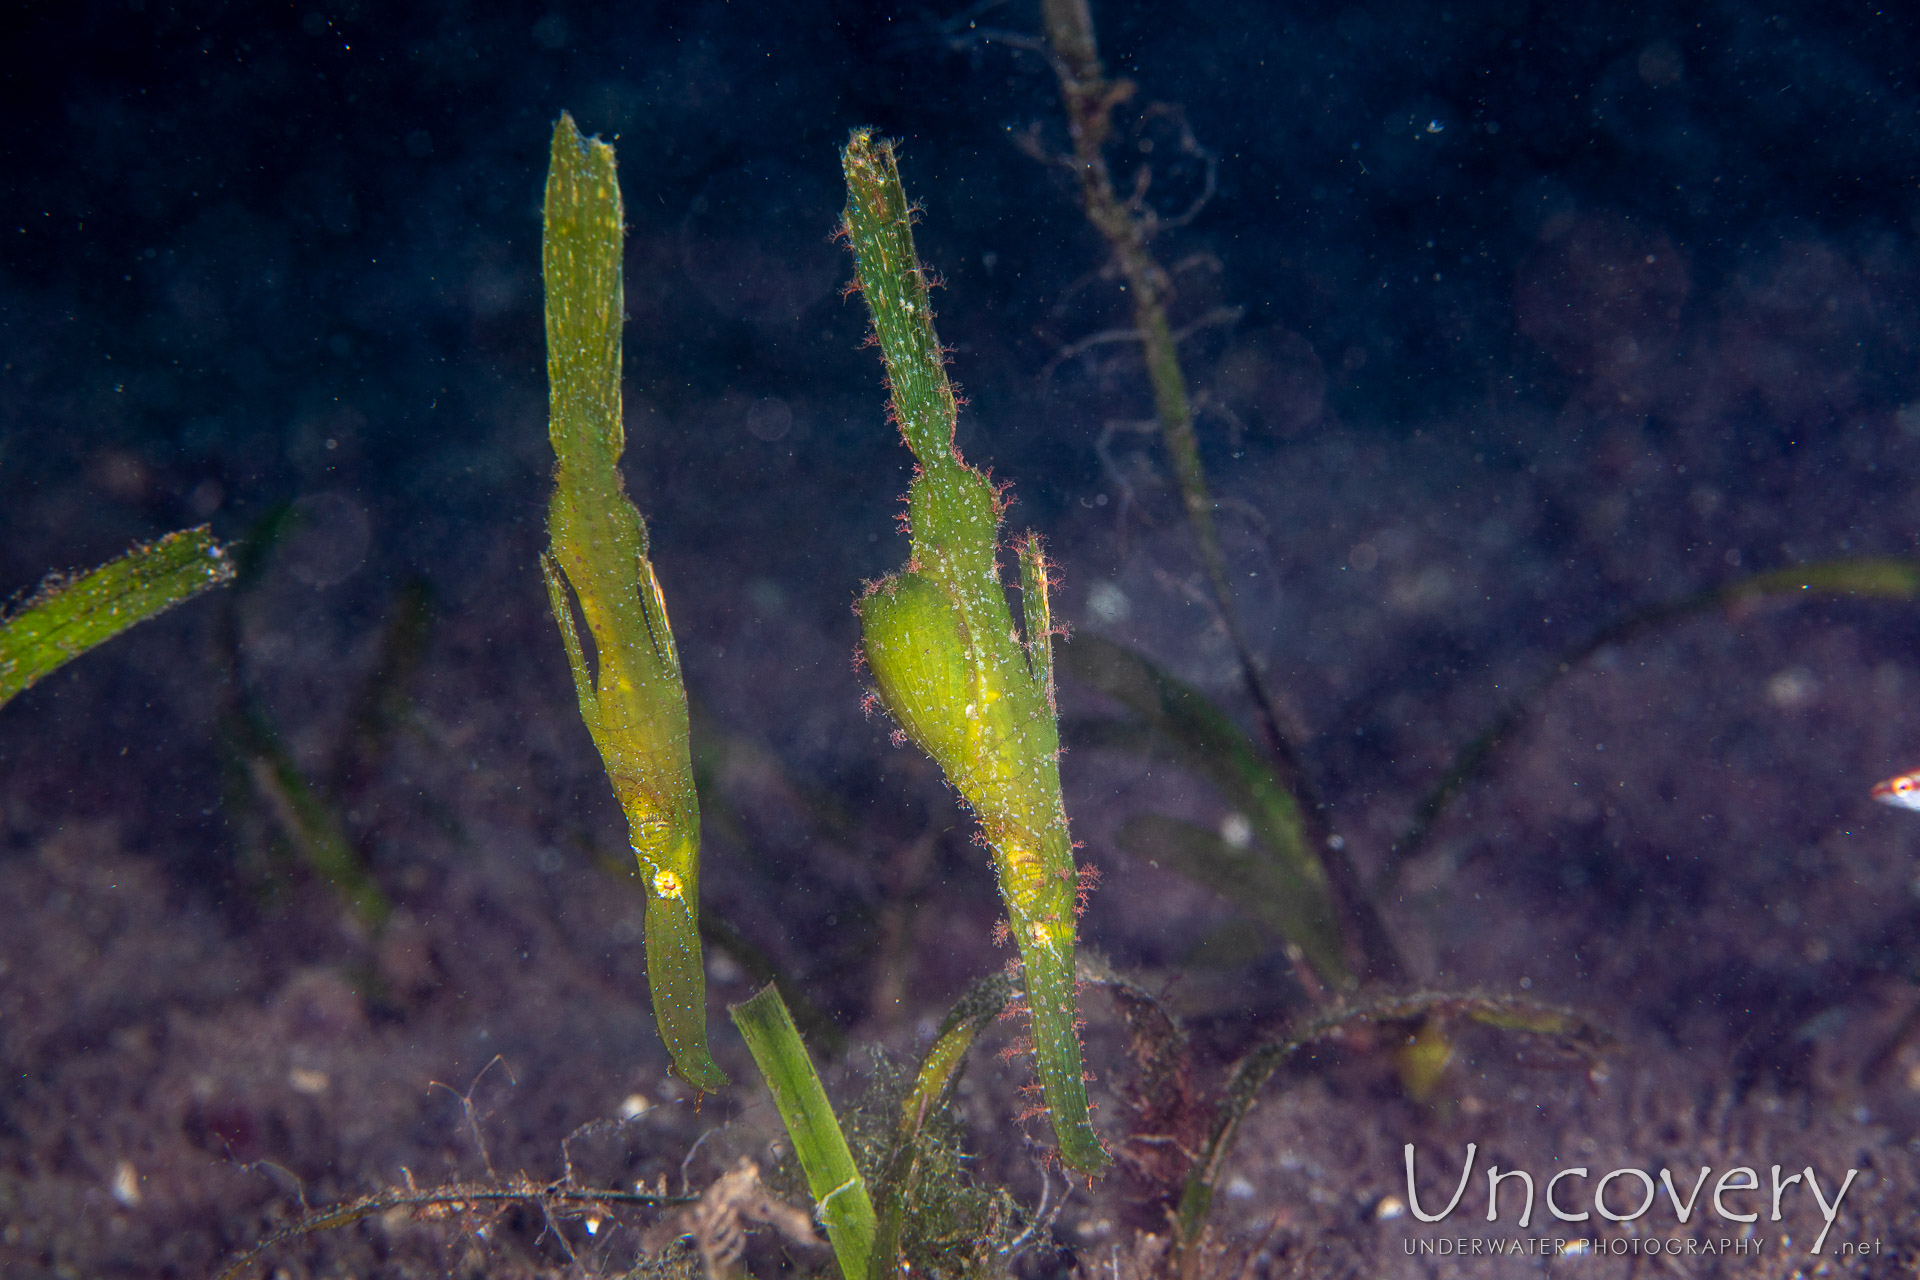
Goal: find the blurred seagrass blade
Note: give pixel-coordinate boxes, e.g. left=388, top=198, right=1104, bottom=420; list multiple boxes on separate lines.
left=1059, top=633, right=1351, bottom=987
left=1378, top=554, right=1920, bottom=893
left=729, top=984, right=876, bottom=1280
left=867, top=969, right=1020, bottom=1278
left=1117, top=814, right=1344, bottom=989
left=541, top=111, right=726, bottom=1092
left=0, top=525, right=233, bottom=710
left=1171, top=990, right=1613, bottom=1261
left=842, top=128, right=1109, bottom=1175
left=210, top=544, right=404, bottom=936
left=236, top=724, right=392, bottom=931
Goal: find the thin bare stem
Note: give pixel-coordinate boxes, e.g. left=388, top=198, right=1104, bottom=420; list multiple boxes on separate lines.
left=1038, top=0, right=1400, bottom=985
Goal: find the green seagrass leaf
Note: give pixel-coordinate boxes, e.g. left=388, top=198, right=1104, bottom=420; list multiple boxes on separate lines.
left=731, top=984, right=876, bottom=1279
left=0, top=525, right=233, bottom=710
